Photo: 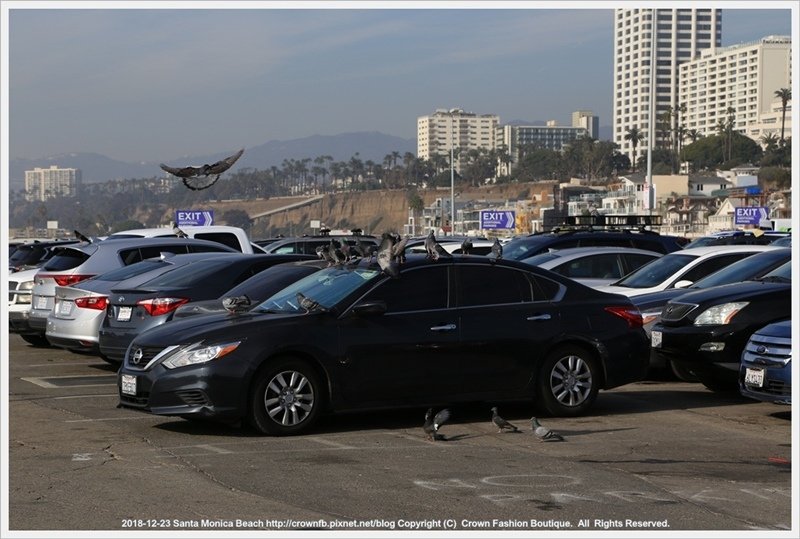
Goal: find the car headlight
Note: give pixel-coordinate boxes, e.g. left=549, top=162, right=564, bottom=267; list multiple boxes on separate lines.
left=161, top=341, right=241, bottom=369
left=16, top=281, right=35, bottom=304
left=693, top=302, right=749, bottom=326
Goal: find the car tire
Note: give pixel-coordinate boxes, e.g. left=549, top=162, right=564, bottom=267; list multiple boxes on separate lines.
left=536, top=344, right=599, bottom=416
left=21, top=334, right=51, bottom=347
left=249, top=358, right=323, bottom=435
left=670, top=360, right=699, bottom=382
left=694, top=370, right=739, bottom=394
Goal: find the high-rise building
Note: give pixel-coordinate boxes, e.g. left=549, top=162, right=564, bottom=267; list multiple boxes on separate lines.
left=678, top=36, right=792, bottom=143
left=417, top=109, right=499, bottom=173
left=24, top=165, right=81, bottom=201
left=572, top=110, right=599, bottom=139
left=495, top=122, right=588, bottom=176
left=613, top=8, right=721, bottom=163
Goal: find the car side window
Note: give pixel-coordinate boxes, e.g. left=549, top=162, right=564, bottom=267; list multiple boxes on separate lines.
left=623, top=253, right=658, bottom=274
left=194, top=232, right=242, bottom=252
left=680, top=253, right=755, bottom=283
left=529, top=274, right=562, bottom=301
left=457, top=265, right=532, bottom=307
left=362, top=266, right=449, bottom=313
left=554, top=254, right=620, bottom=279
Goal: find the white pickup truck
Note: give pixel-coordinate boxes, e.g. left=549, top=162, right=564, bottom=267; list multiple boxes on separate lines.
left=107, top=225, right=265, bottom=254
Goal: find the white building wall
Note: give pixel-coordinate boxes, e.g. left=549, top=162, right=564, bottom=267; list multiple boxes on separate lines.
left=417, top=109, right=499, bottom=173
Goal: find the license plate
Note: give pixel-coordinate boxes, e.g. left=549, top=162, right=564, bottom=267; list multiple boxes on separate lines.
left=35, top=296, right=47, bottom=310
left=121, top=374, right=137, bottom=396
left=651, top=330, right=662, bottom=348
left=117, top=306, right=132, bottom=322
left=58, top=301, right=72, bottom=316
left=744, top=368, right=765, bottom=387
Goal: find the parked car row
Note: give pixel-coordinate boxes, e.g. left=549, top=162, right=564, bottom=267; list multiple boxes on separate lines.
left=9, top=228, right=791, bottom=437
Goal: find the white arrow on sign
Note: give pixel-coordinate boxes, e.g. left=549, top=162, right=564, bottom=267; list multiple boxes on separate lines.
left=504, top=211, right=515, bottom=228
left=202, top=211, right=213, bottom=225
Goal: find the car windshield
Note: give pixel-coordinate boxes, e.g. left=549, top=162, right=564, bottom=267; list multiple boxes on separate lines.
left=755, top=261, right=792, bottom=282
left=612, top=253, right=697, bottom=288
left=91, top=258, right=171, bottom=282
left=689, top=251, right=790, bottom=289
left=520, top=252, right=561, bottom=265
left=502, top=237, right=551, bottom=260
left=255, top=266, right=382, bottom=314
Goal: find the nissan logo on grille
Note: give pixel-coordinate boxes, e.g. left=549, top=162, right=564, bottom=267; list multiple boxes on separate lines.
left=131, top=348, right=144, bottom=365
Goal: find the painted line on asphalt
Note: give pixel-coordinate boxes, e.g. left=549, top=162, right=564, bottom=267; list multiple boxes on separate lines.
left=195, top=444, right=235, bottom=454
left=28, top=362, right=105, bottom=367
left=306, top=437, right=357, bottom=450
left=20, top=374, right=117, bottom=389
left=51, top=393, right=119, bottom=400
left=65, top=416, right=154, bottom=423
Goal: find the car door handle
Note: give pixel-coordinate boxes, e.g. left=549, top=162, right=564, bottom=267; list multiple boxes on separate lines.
left=430, top=323, right=457, bottom=332
left=527, top=314, right=552, bottom=321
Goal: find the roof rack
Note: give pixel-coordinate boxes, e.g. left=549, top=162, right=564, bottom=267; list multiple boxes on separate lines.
left=565, top=215, right=662, bottom=228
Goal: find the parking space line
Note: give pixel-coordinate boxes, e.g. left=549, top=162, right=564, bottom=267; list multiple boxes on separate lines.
left=306, top=437, right=357, bottom=450
left=65, top=416, right=154, bottom=423
left=21, top=374, right=117, bottom=389
left=51, top=394, right=118, bottom=400
left=28, top=362, right=105, bottom=367
left=195, top=444, right=235, bottom=454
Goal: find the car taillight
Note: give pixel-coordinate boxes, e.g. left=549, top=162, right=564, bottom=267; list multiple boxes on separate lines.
left=74, top=296, right=108, bottom=310
left=137, top=297, right=190, bottom=317
left=51, top=274, right=94, bottom=286
left=605, top=306, right=643, bottom=328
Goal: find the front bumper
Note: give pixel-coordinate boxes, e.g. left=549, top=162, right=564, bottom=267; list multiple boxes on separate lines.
left=117, top=357, right=248, bottom=421
left=651, top=324, right=747, bottom=367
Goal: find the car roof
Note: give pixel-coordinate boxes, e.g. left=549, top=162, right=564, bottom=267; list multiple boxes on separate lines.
left=535, top=246, right=662, bottom=257
left=52, top=236, right=240, bottom=255
left=664, top=244, right=780, bottom=257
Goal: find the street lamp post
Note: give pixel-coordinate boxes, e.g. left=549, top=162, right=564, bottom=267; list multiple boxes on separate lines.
left=449, top=108, right=458, bottom=236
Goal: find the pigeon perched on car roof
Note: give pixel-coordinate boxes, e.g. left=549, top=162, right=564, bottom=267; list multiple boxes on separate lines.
left=531, top=417, right=565, bottom=442
left=423, top=408, right=451, bottom=441
left=376, top=235, right=400, bottom=278
left=425, top=230, right=452, bottom=261
left=491, top=407, right=520, bottom=433
left=171, top=221, right=188, bottom=238
left=490, top=238, right=503, bottom=260
left=460, top=238, right=473, bottom=255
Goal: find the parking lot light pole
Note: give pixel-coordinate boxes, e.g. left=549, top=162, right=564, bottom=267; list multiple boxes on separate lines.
left=449, top=108, right=458, bottom=236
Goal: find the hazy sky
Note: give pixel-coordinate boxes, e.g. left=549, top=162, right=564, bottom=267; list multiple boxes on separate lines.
left=4, top=1, right=795, bottom=163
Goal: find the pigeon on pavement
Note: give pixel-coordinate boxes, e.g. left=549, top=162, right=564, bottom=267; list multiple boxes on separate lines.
left=531, top=417, right=565, bottom=441
left=423, top=408, right=451, bottom=441
left=490, top=238, right=503, bottom=260
left=491, top=407, right=520, bottom=433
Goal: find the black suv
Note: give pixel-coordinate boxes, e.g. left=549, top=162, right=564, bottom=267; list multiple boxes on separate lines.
left=9, top=239, right=80, bottom=273
left=503, top=229, right=688, bottom=261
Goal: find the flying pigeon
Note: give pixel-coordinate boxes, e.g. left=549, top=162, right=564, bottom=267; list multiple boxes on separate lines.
left=171, top=221, right=188, bottom=238
left=160, top=148, right=245, bottom=190
left=423, top=408, right=451, bottom=441
left=222, top=295, right=251, bottom=313
left=74, top=230, right=91, bottom=243
left=531, top=417, right=565, bottom=442
left=376, top=235, right=399, bottom=278
left=460, top=238, right=473, bottom=255
left=491, top=407, right=520, bottom=433
left=491, top=238, right=503, bottom=260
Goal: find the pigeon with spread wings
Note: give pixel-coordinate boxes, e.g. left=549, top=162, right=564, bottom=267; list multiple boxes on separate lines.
left=160, top=148, right=245, bottom=190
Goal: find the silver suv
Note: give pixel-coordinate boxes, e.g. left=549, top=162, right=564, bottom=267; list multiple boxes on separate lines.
left=24, top=237, right=237, bottom=344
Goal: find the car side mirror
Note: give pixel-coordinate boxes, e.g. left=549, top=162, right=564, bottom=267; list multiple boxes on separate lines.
left=350, top=300, right=387, bottom=317
left=673, top=279, right=693, bottom=289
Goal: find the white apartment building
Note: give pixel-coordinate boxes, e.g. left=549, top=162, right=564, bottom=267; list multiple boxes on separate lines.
left=613, top=8, right=721, bottom=161
left=417, top=109, right=499, bottom=173
left=24, top=165, right=81, bottom=201
left=747, top=94, right=793, bottom=143
left=495, top=121, right=588, bottom=176
left=679, top=36, right=791, bottom=143
left=572, top=110, right=599, bottom=139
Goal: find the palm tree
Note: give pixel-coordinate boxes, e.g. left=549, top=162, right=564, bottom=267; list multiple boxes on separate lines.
left=774, top=88, right=791, bottom=145
left=624, top=127, right=645, bottom=173
left=759, top=132, right=779, bottom=153
left=686, top=129, right=702, bottom=143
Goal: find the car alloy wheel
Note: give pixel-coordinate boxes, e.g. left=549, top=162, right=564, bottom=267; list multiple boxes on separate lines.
left=537, top=345, right=599, bottom=416
left=249, top=358, right=322, bottom=435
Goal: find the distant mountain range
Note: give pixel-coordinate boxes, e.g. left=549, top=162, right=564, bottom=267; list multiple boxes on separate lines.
left=8, top=124, right=612, bottom=191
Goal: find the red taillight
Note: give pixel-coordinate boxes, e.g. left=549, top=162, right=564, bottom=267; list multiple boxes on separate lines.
left=51, top=274, right=94, bottom=286
left=137, top=297, right=190, bottom=317
left=605, top=306, right=643, bottom=328
left=74, top=296, right=108, bottom=310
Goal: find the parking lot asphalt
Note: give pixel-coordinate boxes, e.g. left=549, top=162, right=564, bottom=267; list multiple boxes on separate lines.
left=5, top=333, right=794, bottom=534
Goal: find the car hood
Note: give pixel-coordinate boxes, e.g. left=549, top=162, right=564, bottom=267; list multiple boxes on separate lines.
left=631, top=288, right=686, bottom=311
left=131, top=310, right=312, bottom=347
left=172, top=299, right=226, bottom=319
left=752, top=319, right=792, bottom=338
left=664, top=279, right=790, bottom=306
